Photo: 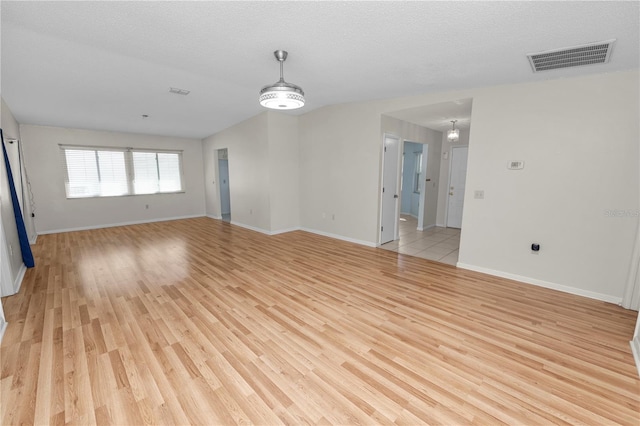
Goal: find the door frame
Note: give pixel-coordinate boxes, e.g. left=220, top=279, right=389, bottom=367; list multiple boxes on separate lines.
left=379, top=133, right=401, bottom=245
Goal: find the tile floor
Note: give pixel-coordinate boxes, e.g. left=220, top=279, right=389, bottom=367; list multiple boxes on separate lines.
left=379, top=215, right=461, bottom=265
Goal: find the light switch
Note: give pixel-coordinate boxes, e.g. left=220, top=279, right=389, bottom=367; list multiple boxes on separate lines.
left=474, top=190, right=485, bottom=199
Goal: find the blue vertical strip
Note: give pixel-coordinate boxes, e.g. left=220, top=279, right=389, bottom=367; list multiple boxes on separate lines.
left=1, top=129, right=35, bottom=268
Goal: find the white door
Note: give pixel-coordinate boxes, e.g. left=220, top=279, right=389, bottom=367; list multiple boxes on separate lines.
left=447, top=146, right=468, bottom=228
left=218, top=159, right=230, bottom=215
left=417, top=144, right=428, bottom=230
left=380, top=135, right=400, bottom=244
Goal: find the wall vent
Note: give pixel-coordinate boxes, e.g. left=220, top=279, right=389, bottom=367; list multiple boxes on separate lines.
left=527, top=39, right=616, bottom=72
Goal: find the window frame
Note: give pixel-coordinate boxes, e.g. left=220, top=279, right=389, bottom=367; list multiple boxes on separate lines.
left=413, top=151, right=423, bottom=194
left=60, top=144, right=185, bottom=199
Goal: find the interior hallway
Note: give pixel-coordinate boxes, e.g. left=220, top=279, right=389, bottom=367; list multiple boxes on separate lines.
left=379, top=215, right=461, bottom=265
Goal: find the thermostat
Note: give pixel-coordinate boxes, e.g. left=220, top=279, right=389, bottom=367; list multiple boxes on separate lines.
left=508, top=161, right=524, bottom=170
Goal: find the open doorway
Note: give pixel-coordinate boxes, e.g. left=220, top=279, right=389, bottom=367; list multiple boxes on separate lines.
left=401, top=141, right=429, bottom=230
left=217, top=148, right=231, bottom=223
left=379, top=98, right=472, bottom=265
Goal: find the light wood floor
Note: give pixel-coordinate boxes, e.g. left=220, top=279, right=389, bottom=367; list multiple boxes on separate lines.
left=1, top=217, right=638, bottom=425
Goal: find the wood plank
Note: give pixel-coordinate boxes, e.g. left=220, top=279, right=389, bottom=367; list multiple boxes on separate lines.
left=1, top=217, right=638, bottom=425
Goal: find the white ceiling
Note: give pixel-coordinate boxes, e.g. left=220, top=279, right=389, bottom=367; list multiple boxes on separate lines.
left=1, top=1, right=638, bottom=139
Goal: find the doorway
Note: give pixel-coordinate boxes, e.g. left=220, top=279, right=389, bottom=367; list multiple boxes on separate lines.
left=446, top=146, right=468, bottom=228
left=217, top=148, right=231, bottom=223
left=401, top=141, right=429, bottom=230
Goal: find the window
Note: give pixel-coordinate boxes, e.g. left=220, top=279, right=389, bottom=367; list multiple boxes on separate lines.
left=414, top=152, right=423, bottom=193
left=61, top=145, right=184, bottom=198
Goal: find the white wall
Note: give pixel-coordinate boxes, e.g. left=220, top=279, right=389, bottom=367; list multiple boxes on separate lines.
left=202, top=112, right=271, bottom=231
left=20, top=125, right=206, bottom=233
left=299, top=104, right=381, bottom=244
left=457, top=71, right=639, bottom=303
left=437, top=128, right=471, bottom=226
left=299, top=70, right=639, bottom=302
left=202, top=111, right=299, bottom=234
left=267, top=113, right=300, bottom=232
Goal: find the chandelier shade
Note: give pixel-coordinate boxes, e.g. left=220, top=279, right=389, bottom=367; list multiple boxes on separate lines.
left=447, top=120, right=460, bottom=143
left=259, top=50, right=305, bottom=110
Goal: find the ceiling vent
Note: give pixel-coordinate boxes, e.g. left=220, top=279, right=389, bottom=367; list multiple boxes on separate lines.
left=169, top=87, right=190, bottom=95
left=527, top=39, right=616, bottom=72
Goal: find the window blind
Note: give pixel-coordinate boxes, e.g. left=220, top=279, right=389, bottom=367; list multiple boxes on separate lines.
left=60, top=145, right=184, bottom=198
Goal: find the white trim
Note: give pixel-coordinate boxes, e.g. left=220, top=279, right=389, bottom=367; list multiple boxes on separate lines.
left=301, top=227, right=377, bottom=248
left=229, top=222, right=303, bottom=237
left=206, top=214, right=222, bottom=220
left=0, top=319, right=7, bottom=345
left=29, top=234, right=38, bottom=245
left=230, top=221, right=297, bottom=236
left=37, top=214, right=206, bottom=235
left=631, top=336, right=640, bottom=378
left=379, top=133, right=401, bottom=245
left=417, top=224, right=435, bottom=232
left=622, top=222, right=640, bottom=310
left=220, top=220, right=377, bottom=246
left=230, top=221, right=272, bottom=235
left=457, top=262, right=622, bottom=304
left=13, top=263, right=26, bottom=295
left=270, top=227, right=300, bottom=236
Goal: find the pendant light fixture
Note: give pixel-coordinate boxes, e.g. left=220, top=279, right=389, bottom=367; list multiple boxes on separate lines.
left=447, top=120, right=460, bottom=143
left=259, top=50, right=305, bottom=110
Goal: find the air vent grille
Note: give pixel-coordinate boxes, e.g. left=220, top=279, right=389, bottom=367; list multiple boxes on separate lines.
left=169, top=87, right=190, bottom=95
left=527, top=39, right=615, bottom=72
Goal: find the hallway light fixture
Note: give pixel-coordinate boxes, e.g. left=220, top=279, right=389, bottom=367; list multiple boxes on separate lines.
left=259, top=50, right=305, bottom=110
left=447, top=120, right=460, bottom=143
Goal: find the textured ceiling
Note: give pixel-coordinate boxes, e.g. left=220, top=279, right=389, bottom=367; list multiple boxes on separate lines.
left=1, top=1, right=638, bottom=139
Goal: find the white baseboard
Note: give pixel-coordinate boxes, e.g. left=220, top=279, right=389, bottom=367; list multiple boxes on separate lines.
left=206, top=214, right=222, bottom=220
left=228, top=221, right=301, bottom=237
left=631, top=336, right=640, bottom=377
left=270, top=227, right=301, bottom=235
left=401, top=213, right=418, bottom=219
left=13, top=263, right=26, bottom=295
left=456, top=262, right=622, bottom=304
left=417, top=224, right=436, bottom=232
left=29, top=234, right=38, bottom=245
left=37, top=214, right=206, bottom=235
left=300, top=227, right=377, bottom=248
left=229, top=221, right=272, bottom=235
left=207, top=219, right=375, bottom=246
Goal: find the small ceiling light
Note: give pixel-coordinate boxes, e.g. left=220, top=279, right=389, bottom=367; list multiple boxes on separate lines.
left=259, top=50, right=305, bottom=110
left=447, top=120, right=460, bottom=143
